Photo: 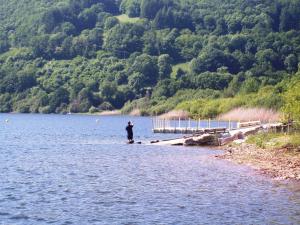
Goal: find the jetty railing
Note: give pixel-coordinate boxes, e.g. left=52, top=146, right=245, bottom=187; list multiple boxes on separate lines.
left=152, top=117, right=296, bottom=134
left=152, top=117, right=236, bottom=134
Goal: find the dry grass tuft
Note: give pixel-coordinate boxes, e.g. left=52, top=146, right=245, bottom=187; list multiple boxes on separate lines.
left=98, top=110, right=121, bottom=116
left=129, top=108, right=141, bottom=116
left=218, top=107, right=281, bottom=122
left=158, top=110, right=189, bottom=120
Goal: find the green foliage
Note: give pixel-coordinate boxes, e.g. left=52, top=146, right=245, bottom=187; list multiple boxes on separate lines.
left=171, top=62, right=190, bottom=78
left=191, top=47, right=240, bottom=74
left=158, top=54, right=172, bottom=80
left=247, top=132, right=273, bottom=149
left=122, top=88, right=221, bottom=115
left=129, top=54, right=159, bottom=87
left=120, top=0, right=141, bottom=17
left=240, top=77, right=260, bottom=94
left=140, top=0, right=163, bottom=19
left=247, top=132, right=300, bottom=150
left=0, top=0, right=300, bottom=114
left=176, top=84, right=285, bottom=119
left=103, top=23, right=145, bottom=57
left=282, top=70, right=300, bottom=122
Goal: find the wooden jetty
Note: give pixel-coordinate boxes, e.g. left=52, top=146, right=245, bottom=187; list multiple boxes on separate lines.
left=152, top=127, right=227, bottom=134
left=151, top=117, right=291, bottom=147
left=151, top=125, right=261, bottom=146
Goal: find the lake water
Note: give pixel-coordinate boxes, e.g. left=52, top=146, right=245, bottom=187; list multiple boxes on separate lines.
left=0, top=114, right=299, bottom=225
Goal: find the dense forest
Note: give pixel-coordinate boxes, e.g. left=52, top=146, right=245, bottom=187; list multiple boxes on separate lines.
left=0, top=0, right=300, bottom=119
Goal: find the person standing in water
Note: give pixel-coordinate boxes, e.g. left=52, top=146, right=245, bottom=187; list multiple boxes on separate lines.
left=126, top=121, right=134, bottom=143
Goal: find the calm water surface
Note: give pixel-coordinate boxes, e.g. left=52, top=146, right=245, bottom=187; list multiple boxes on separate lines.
left=0, top=114, right=299, bottom=225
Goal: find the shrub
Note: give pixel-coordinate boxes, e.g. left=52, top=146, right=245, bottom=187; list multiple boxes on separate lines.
left=89, top=106, right=99, bottom=114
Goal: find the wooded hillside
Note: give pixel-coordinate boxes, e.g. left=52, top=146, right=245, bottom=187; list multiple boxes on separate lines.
left=0, top=0, right=299, bottom=116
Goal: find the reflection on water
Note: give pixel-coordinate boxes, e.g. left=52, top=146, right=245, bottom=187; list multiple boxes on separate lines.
left=0, top=114, right=299, bottom=225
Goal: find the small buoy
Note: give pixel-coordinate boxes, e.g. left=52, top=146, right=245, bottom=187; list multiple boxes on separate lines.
left=96, top=119, right=100, bottom=123
left=5, top=119, right=9, bottom=123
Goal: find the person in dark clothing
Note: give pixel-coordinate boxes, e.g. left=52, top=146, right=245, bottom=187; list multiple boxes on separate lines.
left=126, top=121, right=134, bottom=143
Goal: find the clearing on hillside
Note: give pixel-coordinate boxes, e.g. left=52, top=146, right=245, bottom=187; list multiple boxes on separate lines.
left=116, top=14, right=141, bottom=23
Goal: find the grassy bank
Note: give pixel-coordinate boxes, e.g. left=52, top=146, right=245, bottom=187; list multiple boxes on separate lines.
left=247, top=132, right=300, bottom=150
left=121, top=85, right=283, bottom=120
left=176, top=86, right=283, bottom=119
left=121, top=89, right=221, bottom=116
left=220, top=132, right=300, bottom=180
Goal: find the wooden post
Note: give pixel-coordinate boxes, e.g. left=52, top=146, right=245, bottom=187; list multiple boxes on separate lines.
left=197, top=118, right=199, bottom=131
left=153, top=117, right=155, bottom=129
left=152, top=117, right=154, bottom=130
left=174, top=119, right=177, bottom=133
left=185, top=118, right=188, bottom=133
left=209, top=118, right=211, bottom=129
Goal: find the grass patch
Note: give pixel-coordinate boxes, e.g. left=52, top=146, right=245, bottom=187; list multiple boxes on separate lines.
left=115, top=14, right=141, bottom=23
left=247, top=132, right=300, bottom=150
left=0, top=47, right=31, bottom=60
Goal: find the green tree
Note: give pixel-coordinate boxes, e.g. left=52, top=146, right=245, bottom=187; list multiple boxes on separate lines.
left=191, top=48, right=240, bottom=74
left=120, top=0, right=141, bottom=17
left=49, top=87, right=70, bottom=112
left=128, top=72, right=147, bottom=93
left=104, top=17, right=119, bottom=30
left=158, top=54, right=172, bottom=80
left=130, top=54, right=159, bottom=86
left=240, top=77, right=260, bottom=94
left=282, top=74, right=300, bottom=122
left=140, top=0, right=163, bottom=19
left=103, top=23, right=144, bottom=57
left=284, top=54, right=298, bottom=73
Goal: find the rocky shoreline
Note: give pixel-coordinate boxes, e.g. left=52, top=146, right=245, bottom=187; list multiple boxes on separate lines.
left=217, top=143, right=300, bottom=181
